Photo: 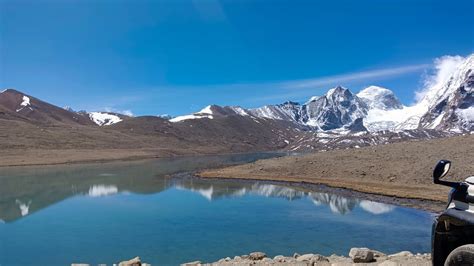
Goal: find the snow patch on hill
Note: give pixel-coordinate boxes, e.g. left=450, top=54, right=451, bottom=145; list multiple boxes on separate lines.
left=16, top=96, right=32, bottom=112
left=170, top=114, right=213, bottom=122
left=170, top=105, right=215, bottom=122
left=89, top=112, right=123, bottom=126
left=197, top=105, right=213, bottom=115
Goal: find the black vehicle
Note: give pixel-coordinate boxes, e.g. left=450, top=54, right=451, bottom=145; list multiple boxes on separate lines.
left=432, top=160, right=474, bottom=266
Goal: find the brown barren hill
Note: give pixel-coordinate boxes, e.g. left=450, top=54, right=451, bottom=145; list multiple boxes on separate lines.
left=199, top=134, right=474, bottom=203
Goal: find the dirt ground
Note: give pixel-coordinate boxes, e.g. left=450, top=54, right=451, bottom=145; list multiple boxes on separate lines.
left=0, top=149, right=163, bottom=167
left=199, top=134, right=474, bottom=209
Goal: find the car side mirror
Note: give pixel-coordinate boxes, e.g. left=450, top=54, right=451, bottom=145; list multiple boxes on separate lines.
left=433, top=160, right=451, bottom=183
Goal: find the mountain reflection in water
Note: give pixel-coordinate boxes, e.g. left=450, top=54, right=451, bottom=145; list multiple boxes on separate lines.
left=0, top=152, right=395, bottom=223
left=172, top=179, right=395, bottom=215
left=0, top=153, right=281, bottom=222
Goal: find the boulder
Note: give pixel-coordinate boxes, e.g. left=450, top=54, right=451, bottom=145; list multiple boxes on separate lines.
left=273, top=255, right=286, bottom=262
left=388, top=251, right=413, bottom=258
left=296, top=254, right=315, bottom=261
left=372, top=250, right=387, bottom=258
left=349, top=248, right=374, bottom=263
left=118, top=257, right=141, bottom=266
left=249, top=252, right=266, bottom=260
left=296, top=254, right=330, bottom=263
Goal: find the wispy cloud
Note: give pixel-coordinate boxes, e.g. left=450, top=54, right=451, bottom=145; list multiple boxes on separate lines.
left=240, top=63, right=430, bottom=103
left=84, top=62, right=431, bottom=114
left=279, top=64, right=430, bottom=90
left=152, top=63, right=429, bottom=93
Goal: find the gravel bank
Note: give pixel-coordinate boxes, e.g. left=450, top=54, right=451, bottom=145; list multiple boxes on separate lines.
left=182, top=248, right=431, bottom=266
left=199, top=134, right=474, bottom=212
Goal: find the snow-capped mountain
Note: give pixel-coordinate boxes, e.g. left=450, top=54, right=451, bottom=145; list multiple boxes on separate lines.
left=170, top=54, right=473, bottom=134
left=244, top=87, right=370, bottom=130
left=419, top=55, right=474, bottom=132
left=170, top=86, right=372, bottom=131
left=357, top=86, right=403, bottom=110
left=365, top=54, right=474, bottom=133
left=302, top=86, right=368, bottom=130
left=247, top=101, right=301, bottom=123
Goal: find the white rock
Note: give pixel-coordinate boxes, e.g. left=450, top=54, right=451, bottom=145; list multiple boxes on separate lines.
left=388, top=251, right=413, bottom=258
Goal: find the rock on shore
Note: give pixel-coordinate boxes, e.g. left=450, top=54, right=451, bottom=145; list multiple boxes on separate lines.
left=181, top=248, right=431, bottom=266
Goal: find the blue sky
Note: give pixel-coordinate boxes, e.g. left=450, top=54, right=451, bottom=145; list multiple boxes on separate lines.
left=1, top=0, right=473, bottom=116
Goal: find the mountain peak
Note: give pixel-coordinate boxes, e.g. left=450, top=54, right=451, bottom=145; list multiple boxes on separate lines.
left=281, top=101, right=300, bottom=106
left=306, top=96, right=320, bottom=103
left=357, top=86, right=403, bottom=110
left=359, top=85, right=393, bottom=95
left=327, top=86, right=349, bottom=96
left=1, top=88, right=25, bottom=96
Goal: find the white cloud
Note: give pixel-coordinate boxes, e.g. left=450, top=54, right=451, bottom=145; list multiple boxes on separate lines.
left=103, top=107, right=134, bottom=117
left=121, top=110, right=134, bottom=116
left=415, top=55, right=465, bottom=102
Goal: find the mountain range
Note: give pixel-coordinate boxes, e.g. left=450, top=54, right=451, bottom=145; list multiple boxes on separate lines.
left=171, top=54, right=474, bottom=134
left=1, top=54, right=472, bottom=154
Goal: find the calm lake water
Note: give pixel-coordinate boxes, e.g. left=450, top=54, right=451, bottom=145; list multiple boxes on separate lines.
left=0, top=153, right=434, bottom=266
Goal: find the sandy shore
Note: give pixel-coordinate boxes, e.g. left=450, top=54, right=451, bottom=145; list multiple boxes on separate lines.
left=199, top=135, right=474, bottom=212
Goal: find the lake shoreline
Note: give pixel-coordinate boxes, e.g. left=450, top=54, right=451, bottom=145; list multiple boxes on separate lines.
left=0, top=148, right=285, bottom=168
left=197, top=135, right=474, bottom=213
left=180, top=248, right=431, bottom=265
